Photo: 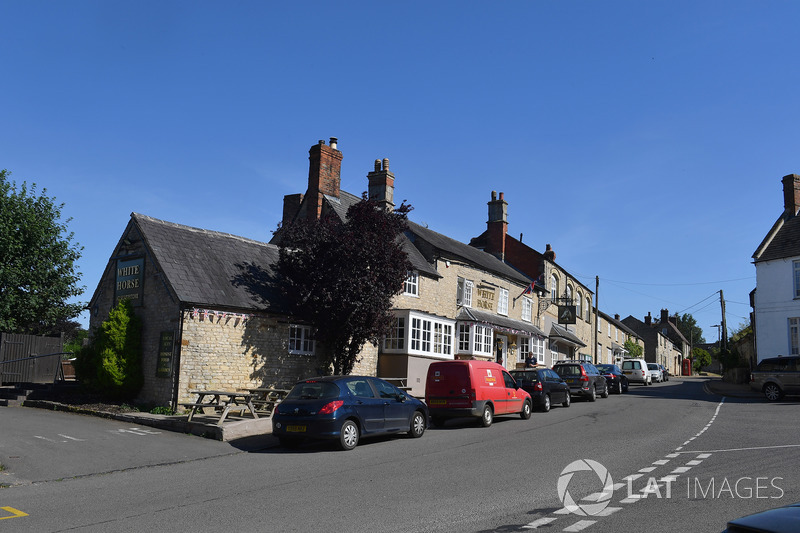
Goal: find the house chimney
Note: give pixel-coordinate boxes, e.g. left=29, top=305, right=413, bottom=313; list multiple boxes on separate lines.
left=485, top=191, right=508, bottom=261
left=367, top=158, right=395, bottom=212
left=782, top=174, right=800, bottom=217
left=543, top=243, right=556, bottom=262
left=645, top=312, right=652, bottom=326
left=660, top=308, right=669, bottom=324
left=306, top=138, right=343, bottom=220
left=615, top=314, right=620, bottom=321
left=282, top=193, right=304, bottom=227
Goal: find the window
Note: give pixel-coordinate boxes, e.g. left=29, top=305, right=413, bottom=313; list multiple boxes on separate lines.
left=794, top=261, right=800, bottom=298
left=598, top=317, right=602, bottom=333
left=531, top=337, right=545, bottom=362
left=411, top=318, right=432, bottom=352
left=586, top=297, right=592, bottom=321
left=473, top=325, right=492, bottom=354
left=522, top=297, right=532, bottom=322
left=608, top=323, right=611, bottom=337
left=433, top=323, right=453, bottom=355
left=518, top=336, right=530, bottom=363
left=615, top=327, right=619, bottom=342
left=551, top=274, right=559, bottom=302
left=565, top=285, right=572, bottom=304
left=289, top=325, right=315, bottom=355
left=404, top=271, right=419, bottom=296
left=790, top=318, right=800, bottom=355
left=384, top=317, right=405, bottom=350
left=457, top=277, right=473, bottom=307
left=576, top=292, right=582, bottom=319
left=458, top=324, right=471, bottom=352
left=498, top=288, right=509, bottom=316
left=607, top=347, right=612, bottom=363
left=550, top=339, right=559, bottom=362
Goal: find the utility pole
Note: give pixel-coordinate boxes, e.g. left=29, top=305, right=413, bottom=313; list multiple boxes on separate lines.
left=594, top=276, right=599, bottom=365
left=720, top=290, right=728, bottom=354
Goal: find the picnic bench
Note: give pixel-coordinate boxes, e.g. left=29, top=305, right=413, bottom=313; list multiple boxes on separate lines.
left=180, top=390, right=259, bottom=425
left=246, top=388, right=290, bottom=414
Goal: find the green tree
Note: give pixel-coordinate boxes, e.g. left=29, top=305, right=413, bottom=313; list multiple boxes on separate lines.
left=676, top=313, right=705, bottom=344
left=74, top=299, right=143, bottom=399
left=623, top=338, right=643, bottom=358
left=275, top=196, right=412, bottom=375
left=0, top=170, right=84, bottom=334
left=691, top=346, right=711, bottom=372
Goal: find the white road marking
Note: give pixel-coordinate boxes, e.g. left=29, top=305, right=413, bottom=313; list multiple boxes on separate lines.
left=522, top=517, right=557, bottom=529
left=563, top=520, right=596, bottom=532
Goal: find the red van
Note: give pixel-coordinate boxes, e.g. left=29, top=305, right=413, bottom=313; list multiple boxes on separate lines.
left=425, top=360, right=532, bottom=427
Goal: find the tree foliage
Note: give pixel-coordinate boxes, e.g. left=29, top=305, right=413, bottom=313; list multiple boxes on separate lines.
left=275, top=196, right=412, bottom=375
left=676, top=313, right=705, bottom=344
left=691, top=346, right=712, bottom=372
left=74, top=299, right=143, bottom=399
left=0, top=170, right=84, bottom=334
left=623, top=338, right=643, bottom=358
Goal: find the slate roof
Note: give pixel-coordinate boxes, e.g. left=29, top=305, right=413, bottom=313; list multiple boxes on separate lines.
left=753, top=213, right=800, bottom=263
left=549, top=323, right=586, bottom=347
left=457, top=308, right=547, bottom=338
left=132, top=213, right=284, bottom=312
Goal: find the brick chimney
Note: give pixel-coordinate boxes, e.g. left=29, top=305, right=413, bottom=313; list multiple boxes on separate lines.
left=367, top=158, right=395, bottom=212
left=782, top=174, right=800, bottom=217
left=306, top=138, right=343, bottom=220
left=543, top=244, right=556, bottom=262
left=660, top=309, right=669, bottom=324
left=485, top=191, right=508, bottom=261
left=645, top=312, right=652, bottom=326
left=281, top=193, right=304, bottom=227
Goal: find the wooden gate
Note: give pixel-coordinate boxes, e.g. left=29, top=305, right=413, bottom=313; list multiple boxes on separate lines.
left=0, top=333, right=64, bottom=384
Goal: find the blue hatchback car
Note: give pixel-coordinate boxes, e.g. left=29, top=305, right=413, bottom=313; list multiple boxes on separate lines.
left=272, top=375, right=429, bottom=450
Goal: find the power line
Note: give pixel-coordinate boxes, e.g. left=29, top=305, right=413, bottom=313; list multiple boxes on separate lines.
left=574, top=273, right=753, bottom=287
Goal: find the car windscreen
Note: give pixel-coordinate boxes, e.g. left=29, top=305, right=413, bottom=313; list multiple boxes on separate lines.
left=555, top=365, right=580, bottom=376
left=286, top=381, right=340, bottom=400
left=647, top=364, right=658, bottom=370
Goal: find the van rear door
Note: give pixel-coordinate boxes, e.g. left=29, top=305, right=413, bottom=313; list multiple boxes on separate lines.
left=426, top=362, right=472, bottom=409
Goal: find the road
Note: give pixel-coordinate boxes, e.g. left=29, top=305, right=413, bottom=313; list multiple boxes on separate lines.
left=0, top=377, right=797, bottom=533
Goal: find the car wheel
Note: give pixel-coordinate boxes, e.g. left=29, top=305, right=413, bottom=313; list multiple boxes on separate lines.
left=520, top=400, right=532, bottom=419
left=764, top=383, right=783, bottom=402
left=339, top=420, right=359, bottom=450
left=600, top=383, right=609, bottom=398
left=479, top=404, right=493, bottom=427
left=616, top=381, right=623, bottom=394
left=588, top=386, right=596, bottom=402
left=562, top=393, right=571, bottom=408
left=409, top=411, right=426, bottom=438
left=541, top=395, right=551, bottom=413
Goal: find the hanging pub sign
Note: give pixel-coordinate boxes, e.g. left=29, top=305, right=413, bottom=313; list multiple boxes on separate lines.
left=115, top=257, right=144, bottom=306
left=558, top=305, right=577, bottom=324
left=156, top=331, right=175, bottom=378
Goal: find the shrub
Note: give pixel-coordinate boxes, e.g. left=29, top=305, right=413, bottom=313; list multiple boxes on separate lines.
left=74, top=299, right=143, bottom=400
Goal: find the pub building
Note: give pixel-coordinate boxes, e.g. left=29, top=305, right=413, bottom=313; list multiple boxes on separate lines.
left=87, top=138, right=590, bottom=407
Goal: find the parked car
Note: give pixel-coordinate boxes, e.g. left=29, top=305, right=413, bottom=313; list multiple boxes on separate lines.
left=722, top=501, right=800, bottom=532
left=595, top=363, right=629, bottom=394
left=272, top=376, right=429, bottom=450
left=750, top=355, right=800, bottom=401
left=659, top=364, right=670, bottom=381
left=510, top=368, right=571, bottom=411
left=552, top=361, right=608, bottom=401
left=647, top=363, right=663, bottom=383
left=426, top=360, right=532, bottom=427
left=621, top=358, right=651, bottom=385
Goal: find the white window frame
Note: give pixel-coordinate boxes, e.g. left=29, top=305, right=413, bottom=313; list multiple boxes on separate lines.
left=404, top=270, right=419, bottom=296
left=794, top=261, right=800, bottom=299
left=551, top=274, right=559, bottom=302
left=521, top=297, right=532, bottom=322
left=531, top=336, right=545, bottom=362
left=457, top=277, right=474, bottom=307
left=498, top=288, right=509, bottom=316
left=518, top=336, right=530, bottom=363
left=790, top=317, right=800, bottom=355
left=576, top=292, right=582, bottom=320
left=289, top=325, right=315, bottom=355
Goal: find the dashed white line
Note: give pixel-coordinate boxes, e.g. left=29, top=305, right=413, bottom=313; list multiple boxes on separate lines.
left=522, top=517, right=557, bottom=529
left=563, top=520, right=597, bottom=532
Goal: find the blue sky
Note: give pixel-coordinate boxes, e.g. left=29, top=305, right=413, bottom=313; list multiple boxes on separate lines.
left=3, top=1, right=798, bottom=343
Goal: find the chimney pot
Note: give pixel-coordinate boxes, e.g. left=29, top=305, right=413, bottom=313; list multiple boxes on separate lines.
left=382, top=158, right=389, bottom=171
left=329, top=137, right=338, bottom=149
left=374, top=159, right=381, bottom=171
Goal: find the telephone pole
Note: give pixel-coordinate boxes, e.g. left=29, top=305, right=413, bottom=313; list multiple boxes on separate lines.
left=720, top=290, right=728, bottom=354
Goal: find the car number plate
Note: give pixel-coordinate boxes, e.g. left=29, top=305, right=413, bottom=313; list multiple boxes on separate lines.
left=623, top=371, right=632, bottom=374
left=286, top=425, right=306, bottom=433
left=429, top=399, right=447, bottom=406
left=565, top=378, right=575, bottom=383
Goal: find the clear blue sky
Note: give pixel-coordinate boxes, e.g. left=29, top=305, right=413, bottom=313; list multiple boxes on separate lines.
left=3, top=1, right=798, bottom=343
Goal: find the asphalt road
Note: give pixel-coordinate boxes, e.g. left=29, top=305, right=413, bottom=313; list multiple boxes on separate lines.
left=0, top=377, right=797, bottom=533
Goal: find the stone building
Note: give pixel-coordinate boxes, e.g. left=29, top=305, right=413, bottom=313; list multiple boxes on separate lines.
left=469, top=192, right=594, bottom=363
left=87, top=214, right=323, bottom=408
left=596, top=310, right=645, bottom=366
left=621, top=311, right=686, bottom=374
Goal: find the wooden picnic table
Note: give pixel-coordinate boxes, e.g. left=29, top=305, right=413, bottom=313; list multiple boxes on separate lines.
left=180, top=390, right=259, bottom=425
left=246, top=388, right=291, bottom=414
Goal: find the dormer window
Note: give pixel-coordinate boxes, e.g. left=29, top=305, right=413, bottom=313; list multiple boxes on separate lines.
left=404, top=270, right=419, bottom=296
left=457, top=277, right=473, bottom=307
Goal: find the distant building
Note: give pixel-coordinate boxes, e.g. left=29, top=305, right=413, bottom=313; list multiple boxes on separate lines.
left=752, top=174, right=800, bottom=362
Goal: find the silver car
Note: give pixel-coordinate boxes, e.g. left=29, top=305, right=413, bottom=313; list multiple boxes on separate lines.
left=750, top=356, right=800, bottom=401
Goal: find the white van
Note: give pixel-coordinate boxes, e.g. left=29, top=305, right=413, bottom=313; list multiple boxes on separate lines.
left=621, top=358, right=651, bottom=385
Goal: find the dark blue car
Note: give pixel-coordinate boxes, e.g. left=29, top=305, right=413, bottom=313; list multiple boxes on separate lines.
left=272, top=375, right=428, bottom=450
